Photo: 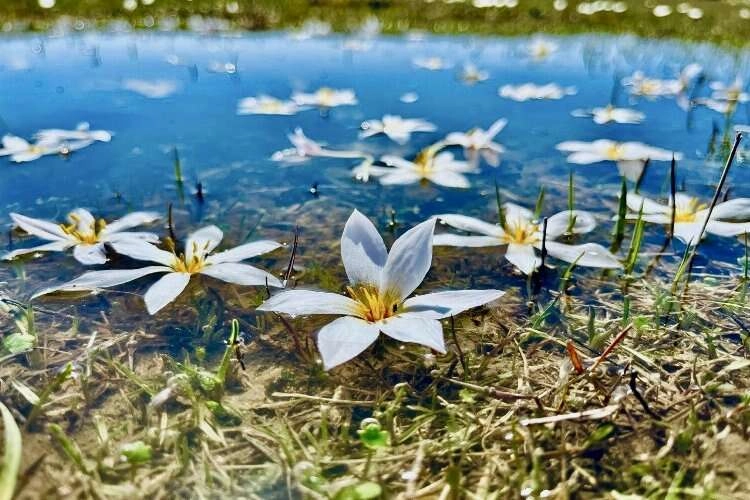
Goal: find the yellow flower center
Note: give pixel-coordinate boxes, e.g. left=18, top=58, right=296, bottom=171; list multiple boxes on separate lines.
left=347, top=285, right=400, bottom=323
left=169, top=241, right=209, bottom=273
left=260, top=100, right=282, bottom=112
left=59, top=214, right=107, bottom=245
left=727, top=88, right=740, bottom=101
left=500, top=220, right=540, bottom=245
left=673, top=198, right=708, bottom=223
left=605, top=143, right=624, bottom=160
left=640, top=80, right=660, bottom=95
left=317, top=87, right=335, bottom=106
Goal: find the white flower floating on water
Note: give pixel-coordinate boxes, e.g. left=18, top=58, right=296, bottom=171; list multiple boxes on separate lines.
left=257, top=210, right=504, bottom=370
left=3, top=209, right=159, bottom=265
left=33, top=226, right=283, bottom=314
left=378, top=145, right=478, bottom=188
left=359, top=115, right=437, bottom=145
left=624, top=193, right=750, bottom=246
left=556, top=139, right=681, bottom=181
left=460, top=63, right=489, bottom=84
left=572, top=105, right=645, bottom=125
left=291, top=87, right=357, bottom=108
left=272, top=128, right=369, bottom=165
left=527, top=38, right=558, bottom=60
left=35, top=122, right=112, bottom=144
left=237, top=95, right=304, bottom=116
left=0, top=135, right=64, bottom=163
left=413, top=57, right=452, bottom=71
left=122, top=79, right=179, bottom=99
left=622, top=64, right=702, bottom=99
left=697, top=78, right=750, bottom=113
left=499, top=83, right=577, bottom=102
left=444, top=118, right=507, bottom=167
left=434, top=204, right=621, bottom=275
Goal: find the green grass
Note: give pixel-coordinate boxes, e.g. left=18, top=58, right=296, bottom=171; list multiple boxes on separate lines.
left=1, top=0, right=750, bottom=46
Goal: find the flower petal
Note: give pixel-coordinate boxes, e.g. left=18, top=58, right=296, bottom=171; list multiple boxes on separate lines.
left=402, top=289, right=505, bottom=320
left=617, top=160, right=647, bottom=182
left=625, top=194, right=669, bottom=214
left=102, top=211, right=161, bottom=235
left=144, top=272, right=191, bottom=315
left=673, top=222, right=704, bottom=245
left=110, top=239, right=175, bottom=266
left=2, top=240, right=73, bottom=261
left=317, top=316, right=380, bottom=370
left=504, top=243, right=540, bottom=275
left=378, top=170, right=423, bottom=186
left=380, top=155, right=417, bottom=170
left=256, top=289, right=359, bottom=318
left=31, top=266, right=170, bottom=299
left=710, top=199, right=750, bottom=221
left=706, top=220, right=750, bottom=237
left=544, top=241, right=622, bottom=268
left=200, top=262, right=283, bottom=287
left=427, top=170, right=471, bottom=188
left=433, top=234, right=501, bottom=247
left=566, top=151, right=606, bottom=164
left=186, top=225, right=223, bottom=262
left=73, top=243, right=108, bottom=265
left=207, top=240, right=282, bottom=264
left=341, top=209, right=388, bottom=286
left=380, top=218, right=436, bottom=300
left=378, top=316, right=446, bottom=353
left=10, top=213, right=69, bottom=241
left=434, top=214, right=504, bottom=237
left=545, top=210, right=597, bottom=240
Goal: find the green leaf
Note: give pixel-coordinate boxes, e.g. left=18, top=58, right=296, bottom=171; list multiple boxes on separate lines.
left=2, top=333, right=35, bottom=355
left=0, top=402, right=22, bottom=500
left=119, top=441, right=152, bottom=465
left=357, top=421, right=389, bottom=450
left=334, top=482, right=382, bottom=500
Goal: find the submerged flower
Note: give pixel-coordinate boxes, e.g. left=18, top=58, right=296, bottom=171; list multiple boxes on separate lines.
left=572, top=105, right=645, bottom=125
left=434, top=204, right=621, bottom=275
left=443, top=118, right=507, bottom=167
left=413, top=57, right=452, bottom=71
left=33, top=226, right=283, bottom=314
left=35, top=122, right=112, bottom=144
left=698, top=78, right=750, bottom=113
left=359, top=115, right=436, bottom=145
left=460, top=63, right=489, bottom=84
left=291, top=88, right=357, bottom=108
left=556, top=139, right=681, bottom=181
left=499, top=83, right=576, bottom=101
left=237, top=95, right=304, bottom=115
left=3, top=209, right=160, bottom=265
left=378, top=146, right=477, bottom=188
left=527, top=39, right=558, bottom=60
left=0, top=134, right=63, bottom=163
left=123, top=79, right=179, bottom=99
left=623, top=193, right=750, bottom=245
left=272, top=128, right=369, bottom=165
left=257, top=210, right=504, bottom=369
left=622, top=65, right=702, bottom=99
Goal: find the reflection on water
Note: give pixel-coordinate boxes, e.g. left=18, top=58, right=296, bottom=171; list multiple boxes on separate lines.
left=1, top=32, right=749, bottom=310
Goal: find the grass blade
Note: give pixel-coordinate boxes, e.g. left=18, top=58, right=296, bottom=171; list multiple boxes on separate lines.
left=0, top=402, right=22, bottom=500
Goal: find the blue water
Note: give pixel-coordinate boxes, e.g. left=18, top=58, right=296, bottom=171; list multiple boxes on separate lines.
left=1, top=32, right=749, bottom=295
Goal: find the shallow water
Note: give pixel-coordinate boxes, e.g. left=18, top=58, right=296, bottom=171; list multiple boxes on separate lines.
left=1, top=31, right=749, bottom=306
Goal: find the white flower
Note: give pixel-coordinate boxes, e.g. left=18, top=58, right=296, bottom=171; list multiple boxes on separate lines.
left=378, top=146, right=478, bottom=188
left=622, top=65, right=702, bottom=99
left=0, top=134, right=63, bottom=163
left=351, top=156, right=390, bottom=183
left=35, top=122, right=112, bottom=144
left=652, top=4, right=672, bottom=16
left=3, top=209, right=160, bottom=265
left=527, top=39, right=558, bottom=60
left=33, top=226, right=283, bottom=314
left=707, top=78, right=750, bottom=106
left=460, top=63, right=489, bottom=84
left=443, top=118, right=507, bottom=167
left=624, top=193, right=750, bottom=245
left=499, top=83, right=576, bottom=102
left=123, top=79, right=179, bottom=99
left=291, top=88, right=357, bottom=108
left=272, top=128, right=368, bottom=164
left=434, top=205, right=621, bottom=275
left=413, top=57, right=452, bottom=71
left=257, top=210, right=504, bottom=369
left=400, top=92, right=419, bottom=104
left=572, top=105, right=645, bottom=125
left=359, top=115, right=436, bottom=145
left=237, top=95, right=304, bottom=116
left=556, top=139, right=682, bottom=181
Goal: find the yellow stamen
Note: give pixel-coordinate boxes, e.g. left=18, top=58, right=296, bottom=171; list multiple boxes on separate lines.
left=500, top=220, right=540, bottom=245
left=59, top=212, right=106, bottom=245
left=673, top=198, right=708, bottom=223
left=347, top=285, right=400, bottom=323
left=605, top=143, right=624, bottom=160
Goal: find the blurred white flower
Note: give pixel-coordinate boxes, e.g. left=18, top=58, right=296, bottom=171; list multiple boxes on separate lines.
left=360, top=115, right=436, bottom=145
left=35, top=122, right=112, bottom=144
left=272, top=128, right=368, bottom=164
left=123, top=79, right=178, bottom=99
left=572, top=105, right=645, bottom=125
left=379, top=146, right=478, bottom=188
left=443, top=118, right=507, bottom=167
left=652, top=5, right=672, bottom=17
left=237, top=95, right=304, bottom=116
left=291, top=87, right=357, bottom=108
left=557, top=139, right=681, bottom=180
left=413, top=57, right=452, bottom=71
left=460, top=63, right=489, bottom=84
left=499, top=83, right=576, bottom=101
left=527, top=39, right=558, bottom=60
